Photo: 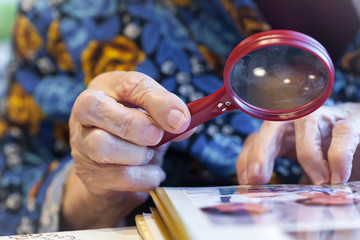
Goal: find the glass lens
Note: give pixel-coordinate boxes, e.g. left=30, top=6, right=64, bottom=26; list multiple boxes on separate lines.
left=229, top=45, right=329, bottom=110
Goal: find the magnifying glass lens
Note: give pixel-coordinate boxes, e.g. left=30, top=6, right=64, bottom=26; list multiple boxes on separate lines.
left=229, top=45, right=329, bottom=110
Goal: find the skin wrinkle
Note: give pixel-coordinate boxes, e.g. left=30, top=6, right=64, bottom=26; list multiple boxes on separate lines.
left=65, top=71, right=178, bottom=230
left=264, top=124, right=288, bottom=180
left=83, top=126, right=146, bottom=166
left=296, top=116, right=330, bottom=183
left=74, top=90, right=114, bottom=127
left=76, top=156, right=147, bottom=193
left=238, top=103, right=360, bottom=186
left=126, top=166, right=160, bottom=191
left=84, top=129, right=114, bottom=164
left=89, top=91, right=110, bottom=122
left=116, top=107, right=137, bottom=140
left=114, top=72, right=182, bottom=129
left=297, top=118, right=322, bottom=160
left=136, top=81, right=156, bottom=111
left=279, top=123, right=297, bottom=159
left=317, top=115, right=334, bottom=162
left=330, top=119, right=360, bottom=181
left=130, top=166, right=144, bottom=183
left=80, top=127, right=99, bottom=162
left=117, top=72, right=153, bottom=108
left=77, top=87, right=157, bottom=148
left=247, top=123, right=281, bottom=183
left=94, top=93, right=121, bottom=127
left=72, top=92, right=91, bottom=125
left=333, top=121, right=353, bottom=138
left=72, top=156, right=106, bottom=195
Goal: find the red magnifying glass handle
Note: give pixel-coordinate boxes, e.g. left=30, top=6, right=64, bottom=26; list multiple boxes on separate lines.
left=150, top=86, right=237, bottom=149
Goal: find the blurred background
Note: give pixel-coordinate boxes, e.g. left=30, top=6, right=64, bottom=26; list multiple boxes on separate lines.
left=254, top=0, right=360, bottom=62
left=0, top=0, right=17, bottom=97
left=0, top=0, right=358, bottom=98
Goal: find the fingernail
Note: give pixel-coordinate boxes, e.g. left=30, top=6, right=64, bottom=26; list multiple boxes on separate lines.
left=144, top=149, right=154, bottom=164
left=248, top=163, right=260, bottom=179
left=143, top=124, right=162, bottom=144
left=311, top=172, right=325, bottom=185
left=239, top=172, right=248, bottom=185
left=167, top=109, right=185, bottom=129
left=331, top=173, right=342, bottom=184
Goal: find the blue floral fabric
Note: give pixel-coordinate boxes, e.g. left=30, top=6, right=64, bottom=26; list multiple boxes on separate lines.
left=0, top=0, right=359, bottom=235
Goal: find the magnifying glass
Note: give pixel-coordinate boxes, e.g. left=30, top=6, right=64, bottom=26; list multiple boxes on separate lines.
left=152, top=30, right=334, bottom=148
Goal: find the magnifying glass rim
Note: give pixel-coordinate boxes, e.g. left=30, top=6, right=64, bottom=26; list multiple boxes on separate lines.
left=223, top=30, right=335, bottom=121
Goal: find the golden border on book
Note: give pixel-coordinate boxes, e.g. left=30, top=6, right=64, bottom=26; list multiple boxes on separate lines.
left=150, top=190, right=191, bottom=240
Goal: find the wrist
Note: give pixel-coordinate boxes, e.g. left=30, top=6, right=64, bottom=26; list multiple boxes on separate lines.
left=60, top=167, right=146, bottom=230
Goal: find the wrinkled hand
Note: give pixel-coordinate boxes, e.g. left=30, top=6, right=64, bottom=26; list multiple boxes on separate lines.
left=237, top=103, right=360, bottom=185
left=62, top=71, right=191, bottom=230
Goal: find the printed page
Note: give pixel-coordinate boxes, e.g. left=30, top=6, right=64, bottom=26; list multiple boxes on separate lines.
left=161, top=182, right=360, bottom=239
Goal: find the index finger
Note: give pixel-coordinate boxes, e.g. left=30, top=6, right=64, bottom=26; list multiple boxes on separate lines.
left=328, top=116, right=360, bottom=184
left=294, top=114, right=330, bottom=184
left=89, top=71, right=191, bottom=134
left=238, top=121, right=294, bottom=185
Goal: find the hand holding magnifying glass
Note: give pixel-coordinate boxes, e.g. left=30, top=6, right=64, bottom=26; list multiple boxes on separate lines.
left=152, top=30, right=334, bottom=148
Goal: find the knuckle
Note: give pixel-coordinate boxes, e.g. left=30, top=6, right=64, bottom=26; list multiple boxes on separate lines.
left=73, top=90, right=109, bottom=121
left=333, top=120, right=353, bottom=136
left=90, top=92, right=113, bottom=117
left=78, top=89, right=99, bottom=105
left=303, top=114, right=318, bottom=127
left=116, top=72, right=153, bottom=105
left=127, top=167, right=144, bottom=181
left=72, top=91, right=90, bottom=118
left=115, top=111, right=137, bottom=139
left=295, top=115, right=319, bottom=136
left=86, top=130, right=111, bottom=163
left=88, top=72, right=117, bottom=89
left=329, top=142, right=355, bottom=163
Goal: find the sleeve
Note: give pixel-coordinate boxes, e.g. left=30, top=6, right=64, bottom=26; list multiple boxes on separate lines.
left=0, top=0, right=84, bottom=235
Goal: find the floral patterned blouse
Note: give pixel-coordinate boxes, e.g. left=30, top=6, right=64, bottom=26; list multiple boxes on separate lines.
left=0, top=0, right=359, bottom=236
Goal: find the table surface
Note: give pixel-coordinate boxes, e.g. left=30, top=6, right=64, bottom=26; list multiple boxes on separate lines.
left=0, top=227, right=142, bottom=240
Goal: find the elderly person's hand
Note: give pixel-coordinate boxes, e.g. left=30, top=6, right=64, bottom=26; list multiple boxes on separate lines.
left=236, top=103, right=360, bottom=185
left=61, top=71, right=192, bottom=230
